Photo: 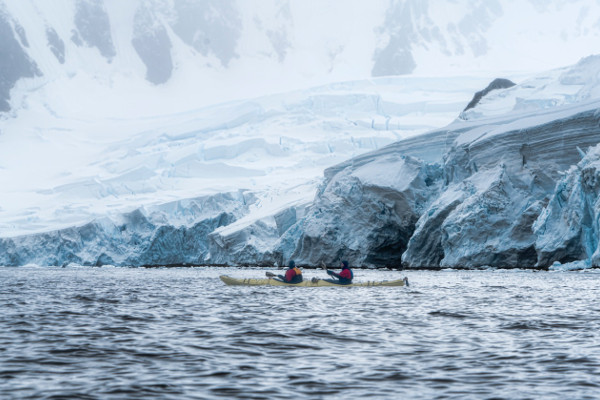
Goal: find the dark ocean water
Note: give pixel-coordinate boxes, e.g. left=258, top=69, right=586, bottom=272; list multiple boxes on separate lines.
left=1, top=266, right=600, bottom=399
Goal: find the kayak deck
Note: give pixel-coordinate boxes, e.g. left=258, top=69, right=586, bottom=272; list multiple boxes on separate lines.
left=219, top=275, right=408, bottom=287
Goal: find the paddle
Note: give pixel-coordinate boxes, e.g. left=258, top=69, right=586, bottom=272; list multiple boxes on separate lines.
left=321, top=261, right=340, bottom=277
left=266, top=271, right=294, bottom=284
left=320, top=261, right=336, bottom=279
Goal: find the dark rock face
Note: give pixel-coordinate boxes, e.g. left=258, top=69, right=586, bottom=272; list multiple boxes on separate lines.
left=463, top=78, right=516, bottom=111
left=46, top=28, right=65, bottom=64
left=14, top=22, right=28, bottom=47
left=0, top=11, right=41, bottom=112
left=371, top=0, right=502, bottom=77
left=132, top=4, right=173, bottom=84
left=372, top=34, right=416, bottom=77
left=72, top=0, right=116, bottom=61
left=170, top=0, right=241, bottom=67
left=371, top=1, right=418, bottom=77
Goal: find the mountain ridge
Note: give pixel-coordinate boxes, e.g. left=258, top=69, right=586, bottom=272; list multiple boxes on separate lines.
left=2, top=0, right=600, bottom=113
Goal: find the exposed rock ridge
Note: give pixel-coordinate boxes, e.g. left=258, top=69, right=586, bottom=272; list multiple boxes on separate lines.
left=462, top=78, right=516, bottom=112
left=0, top=8, right=41, bottom=111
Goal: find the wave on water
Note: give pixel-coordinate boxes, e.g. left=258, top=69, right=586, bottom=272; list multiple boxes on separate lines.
left=1, top=267, right=600, bottom=399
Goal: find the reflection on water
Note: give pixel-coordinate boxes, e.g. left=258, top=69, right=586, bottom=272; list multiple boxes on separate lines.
left=1, top=266, right=600, bottom=399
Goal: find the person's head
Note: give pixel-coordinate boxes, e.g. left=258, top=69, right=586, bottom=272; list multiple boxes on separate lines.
left=288, top=260, right=296, bottom=269
left=341, top=260, right=349, bottom=269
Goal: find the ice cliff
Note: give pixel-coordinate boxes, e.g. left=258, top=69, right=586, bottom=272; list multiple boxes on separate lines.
left=279, top=56, right=600, bottom=269
left=534, top=144, right=600, bottom=268
left=0, top=192, right=254, bottom=267
left=274, top=99, right=600, bottom=269
left=3, top=56, right=600, bottom=269
left=277, top=154, right=443, bottom=267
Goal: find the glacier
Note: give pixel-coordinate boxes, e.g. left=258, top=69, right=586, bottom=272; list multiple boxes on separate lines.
left=0, top=75, right=485, bottom=267
left=4, top=56, right=600, bottom=268
left=277, top=56, right=600, bottom=270
left=2, top=2, right=600, bottom=268
left=358, top=58, right=600, bottom=269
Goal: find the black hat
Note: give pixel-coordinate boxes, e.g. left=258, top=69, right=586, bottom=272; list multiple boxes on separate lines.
left=288, top=260, right=296, bottom=268
left=341, top=260, right=349, bottom=268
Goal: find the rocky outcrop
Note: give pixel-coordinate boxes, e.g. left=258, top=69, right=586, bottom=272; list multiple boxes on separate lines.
left=72, top=0, right=116, bottom=61
left=46, top=28, right=65, bottom=64
left=0, top=10, right=40, bottom=111
left=132, top=3, right=173, bottom=84
left=462, top=78, right=516, bottom=112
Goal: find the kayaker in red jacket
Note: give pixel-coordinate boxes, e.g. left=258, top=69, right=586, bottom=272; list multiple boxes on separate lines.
left=326, top=260, right=353, bottom=285
left=278, top=260, right=303, bottom=284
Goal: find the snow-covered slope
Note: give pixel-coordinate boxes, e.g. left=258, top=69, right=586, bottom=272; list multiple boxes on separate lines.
left=2, top=0, right=600, bottom=114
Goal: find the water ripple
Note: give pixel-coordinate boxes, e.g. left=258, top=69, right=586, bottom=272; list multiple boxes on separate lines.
left=1, top=267, right=600, bottom=399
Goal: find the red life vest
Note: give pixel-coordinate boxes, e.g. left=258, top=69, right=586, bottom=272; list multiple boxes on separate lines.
left=338, top=267, right=353, bottom=284
left=339, top=268, right=352, bottom=280
left=285, top=267, right=302, bottom=282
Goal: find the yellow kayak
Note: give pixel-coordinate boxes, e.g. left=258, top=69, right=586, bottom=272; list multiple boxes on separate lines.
left=219, top=275, right=409, bottom=287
